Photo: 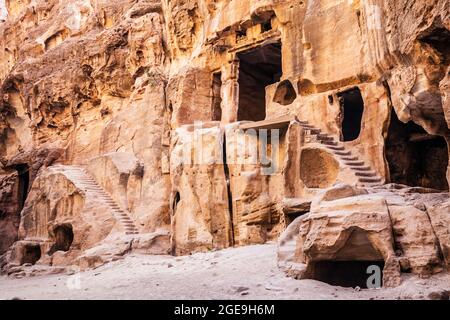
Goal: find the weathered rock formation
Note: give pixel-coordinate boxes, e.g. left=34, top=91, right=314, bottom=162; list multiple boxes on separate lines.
left=0, top=0, right=449, bottom=288
left=278, top=184, right=449, bottom=287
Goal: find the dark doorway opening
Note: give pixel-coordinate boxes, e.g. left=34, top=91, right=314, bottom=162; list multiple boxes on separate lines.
left=309, top=228, right=385, bottom=288
left=338, top=87, right=365, bottom=142
left=311, top=260, right=385, bottom=288
left=171, top=192, right=181, bottom=256
left=212, top=72, right=222, bottom=121
left=20, top=243, right=41, bottom=265
left=285, top=212, right=305, bottom=226
left=261, top=21, right=272, bottom=33
left=172, top=192, right=180, bottom=216
left=386, top=111, right=449, bottom=191
left=419, top=27, right=450, bottom=64
left=15, top=164, right=30, bottom=211
left=237, top=42, right=282, bottom=122
left=49, top=224, right=74, bottom=255
left=222, top=138, right=235, bottom=246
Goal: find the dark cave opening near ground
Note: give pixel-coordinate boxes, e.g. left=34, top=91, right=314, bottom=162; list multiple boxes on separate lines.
left=309, top=228, right=386, bottom=288
left=20, top=244, right=41, bottom=266
left=48, top=224, right=74, bottom=255
left=311, top=260, right=385, bottom=288
left=386, top=111, right=449, bottom=191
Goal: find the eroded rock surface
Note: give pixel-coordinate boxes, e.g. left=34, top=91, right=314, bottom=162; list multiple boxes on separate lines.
left=0, top=0, right=449, bottom=290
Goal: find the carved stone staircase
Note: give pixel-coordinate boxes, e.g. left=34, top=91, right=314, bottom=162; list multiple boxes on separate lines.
left=297, top=120, right=383, bottom=187
left=53, top=165, right=139, bottom=235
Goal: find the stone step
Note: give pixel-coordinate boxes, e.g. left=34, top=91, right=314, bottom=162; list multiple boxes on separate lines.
left=88, top=190, right=108, bottom=194
left=350, top=165, right=371, bottom=171
left=300, top=124, right=316, bottom=129
left=359, top=182, right=382, bottom=188
left=94, top=194, right=111, bottom=198
left=328, top=146, right=345, bottom=151
left=355, top=171, right=377, bottom=177
left=305, top=129, right=321, bottom=135
left=295, top=126, right=382, bottom=188
left=334, top=150, right=352, bottom=156
left=57, top=165, right=140, bottom=235
left=322, top=140, right=339, bottom=146
left=84, top=191, right=104, bottom=195
left=358, top=177, right=382, bottom=183
left=121, top=221, right=135, bottom=225
left=85, top=189, right=104, bottom=193
left=96, top=197, right=114, bottom=202
left=345, top=160, right=365, bottom=166
left=112, top=212, right=126, bottom=217
left=317, top=134, right=333, bottom=141
left=341, top=156, right=359, bottom=161
left=82, top=186, right=103, bottom=190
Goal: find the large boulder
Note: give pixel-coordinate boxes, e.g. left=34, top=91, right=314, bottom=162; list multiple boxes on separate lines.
left=278, top=184, right=449, bottom=287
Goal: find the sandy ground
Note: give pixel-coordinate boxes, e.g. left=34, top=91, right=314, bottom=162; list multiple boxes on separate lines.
left=0, top=243, right=449, bottom=300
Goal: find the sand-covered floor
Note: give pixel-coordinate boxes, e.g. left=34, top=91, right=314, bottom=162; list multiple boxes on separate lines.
left=1, top=244, right=449, bottom=300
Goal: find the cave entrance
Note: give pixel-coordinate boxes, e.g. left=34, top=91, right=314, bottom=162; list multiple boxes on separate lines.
left=285, top=212, right=305, bottom=226
left=310, top=228, right=385, bottom=288
left=49, top=224, right=74, bottom=255
left=20, top=243, right=41, bottom=265
left=419, top=27, right=450, bottom=65
left=312, top=260, right=385, bottom=288
left=237, top=42, right=282, bottom=122
left=386, top=110, right=449, bottom=191
left=15, top=164, right=30, bottom=211
left=212, top=72, right=222, bottom=121
left=338, top=87, right=364, bottom=142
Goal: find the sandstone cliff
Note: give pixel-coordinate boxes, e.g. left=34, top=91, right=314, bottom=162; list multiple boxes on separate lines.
left=0, top=0, right=449, bottom=288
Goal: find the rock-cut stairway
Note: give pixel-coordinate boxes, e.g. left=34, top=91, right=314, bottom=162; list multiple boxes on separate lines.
left=53, top=165, right=139, bottom=235
left=297, top=120, right=383, bottom=187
